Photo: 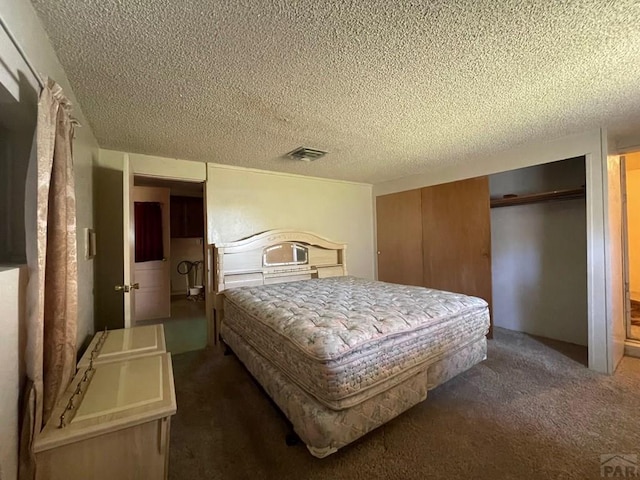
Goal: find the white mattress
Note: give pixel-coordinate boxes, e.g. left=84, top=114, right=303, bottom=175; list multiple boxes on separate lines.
left=222, top=276, right=489, bottom=410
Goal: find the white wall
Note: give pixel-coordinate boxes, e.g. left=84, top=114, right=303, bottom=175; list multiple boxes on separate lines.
left=490, top=159, right=588, bottom=345
left=207, top=164, right=375, bottom=280
left=0, top=267, right=26, bottom=480
left=74, top=130, right=98, bottom=348
left=171, top=238, right=204, bottom=294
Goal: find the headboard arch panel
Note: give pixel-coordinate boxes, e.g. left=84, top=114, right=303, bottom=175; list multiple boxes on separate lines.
left=213, top=229, right=347, bottom=295
left=215, top=229, right=346, bottom=255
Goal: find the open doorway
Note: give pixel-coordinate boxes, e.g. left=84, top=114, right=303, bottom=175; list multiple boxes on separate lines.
left=132, top=176, right=207, bottom=353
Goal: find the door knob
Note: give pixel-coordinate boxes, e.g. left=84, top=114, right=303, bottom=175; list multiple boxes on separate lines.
left=114, top=283, right=139, bottom=292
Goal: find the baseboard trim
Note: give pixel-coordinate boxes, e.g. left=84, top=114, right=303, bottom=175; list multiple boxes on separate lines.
left=624, top=339, right=640, bottom=358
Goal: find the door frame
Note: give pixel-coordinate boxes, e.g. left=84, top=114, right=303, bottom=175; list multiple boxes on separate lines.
left=621, top=156, right=632, bottom=340
left=123, top=155, right=134, bottom=326
left=122, top=154, right=209, bottom=335
left=601, top=152, right=626, bottom=372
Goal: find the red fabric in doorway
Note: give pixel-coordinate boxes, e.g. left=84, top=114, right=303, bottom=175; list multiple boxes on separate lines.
left=135, top=201, right=164, bottom=262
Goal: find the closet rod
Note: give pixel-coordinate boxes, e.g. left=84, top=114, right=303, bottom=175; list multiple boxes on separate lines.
left=0, top=12, right=45, bottom=89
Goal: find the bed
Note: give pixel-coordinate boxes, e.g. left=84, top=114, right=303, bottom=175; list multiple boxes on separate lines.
left=213, top=230, right=490, bottom=458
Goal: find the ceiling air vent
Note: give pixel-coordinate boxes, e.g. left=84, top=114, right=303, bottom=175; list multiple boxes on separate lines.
left=287, top=147, right=327, bottom=162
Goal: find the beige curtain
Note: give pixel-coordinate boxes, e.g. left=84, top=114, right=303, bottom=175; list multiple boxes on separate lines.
left=19, top=78, right=78, bottom=479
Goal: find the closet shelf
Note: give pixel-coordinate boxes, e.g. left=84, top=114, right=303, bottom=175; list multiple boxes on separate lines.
left=490, top=186, right=585, bottom=208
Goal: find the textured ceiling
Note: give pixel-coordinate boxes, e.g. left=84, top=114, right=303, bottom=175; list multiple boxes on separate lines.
left=30, top=0, right=640, bottom=183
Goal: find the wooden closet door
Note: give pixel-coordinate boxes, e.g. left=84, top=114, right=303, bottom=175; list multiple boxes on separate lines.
left=376, top=189, right=423, bottom=286
left=421, top=176, right=493, bottom=333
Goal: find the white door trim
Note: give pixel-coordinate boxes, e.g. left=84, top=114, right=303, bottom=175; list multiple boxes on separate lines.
left=123, top=153, right=134, bottom=327
left=122, top=153, right=209, bottom=336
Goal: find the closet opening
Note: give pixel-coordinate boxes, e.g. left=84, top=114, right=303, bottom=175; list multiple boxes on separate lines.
left=489, top=156, right=588, bottom=365
left=131, top=176, right=207, bottom=354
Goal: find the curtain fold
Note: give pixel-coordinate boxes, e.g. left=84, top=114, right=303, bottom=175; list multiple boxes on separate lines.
left=42, top=83, right=78, bottom=421
left=19, top=78, right=78, bottom=480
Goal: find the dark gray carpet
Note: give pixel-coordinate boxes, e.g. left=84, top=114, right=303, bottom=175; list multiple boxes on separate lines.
left=169, top=328, right=640, bottom=479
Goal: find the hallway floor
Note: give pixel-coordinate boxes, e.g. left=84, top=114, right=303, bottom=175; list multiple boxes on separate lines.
left=136, top=295, right=207, bottom=354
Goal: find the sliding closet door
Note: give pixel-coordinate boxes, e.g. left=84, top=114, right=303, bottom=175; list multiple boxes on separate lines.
left=376, top=189, right=423, bottom=286
left=421, top=176, right=493, bottom=333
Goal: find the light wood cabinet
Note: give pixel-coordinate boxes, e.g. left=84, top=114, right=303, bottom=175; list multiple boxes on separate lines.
left=34, top=330, right=176, bottom=480
left=77, top=324, right=166, bottom=368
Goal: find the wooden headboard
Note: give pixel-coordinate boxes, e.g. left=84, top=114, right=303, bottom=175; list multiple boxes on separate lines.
left=213, top=229, right=347, bottom=295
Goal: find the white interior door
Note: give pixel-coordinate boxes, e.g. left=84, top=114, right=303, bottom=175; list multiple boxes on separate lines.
left=132, top=186, right=171, bottom=322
